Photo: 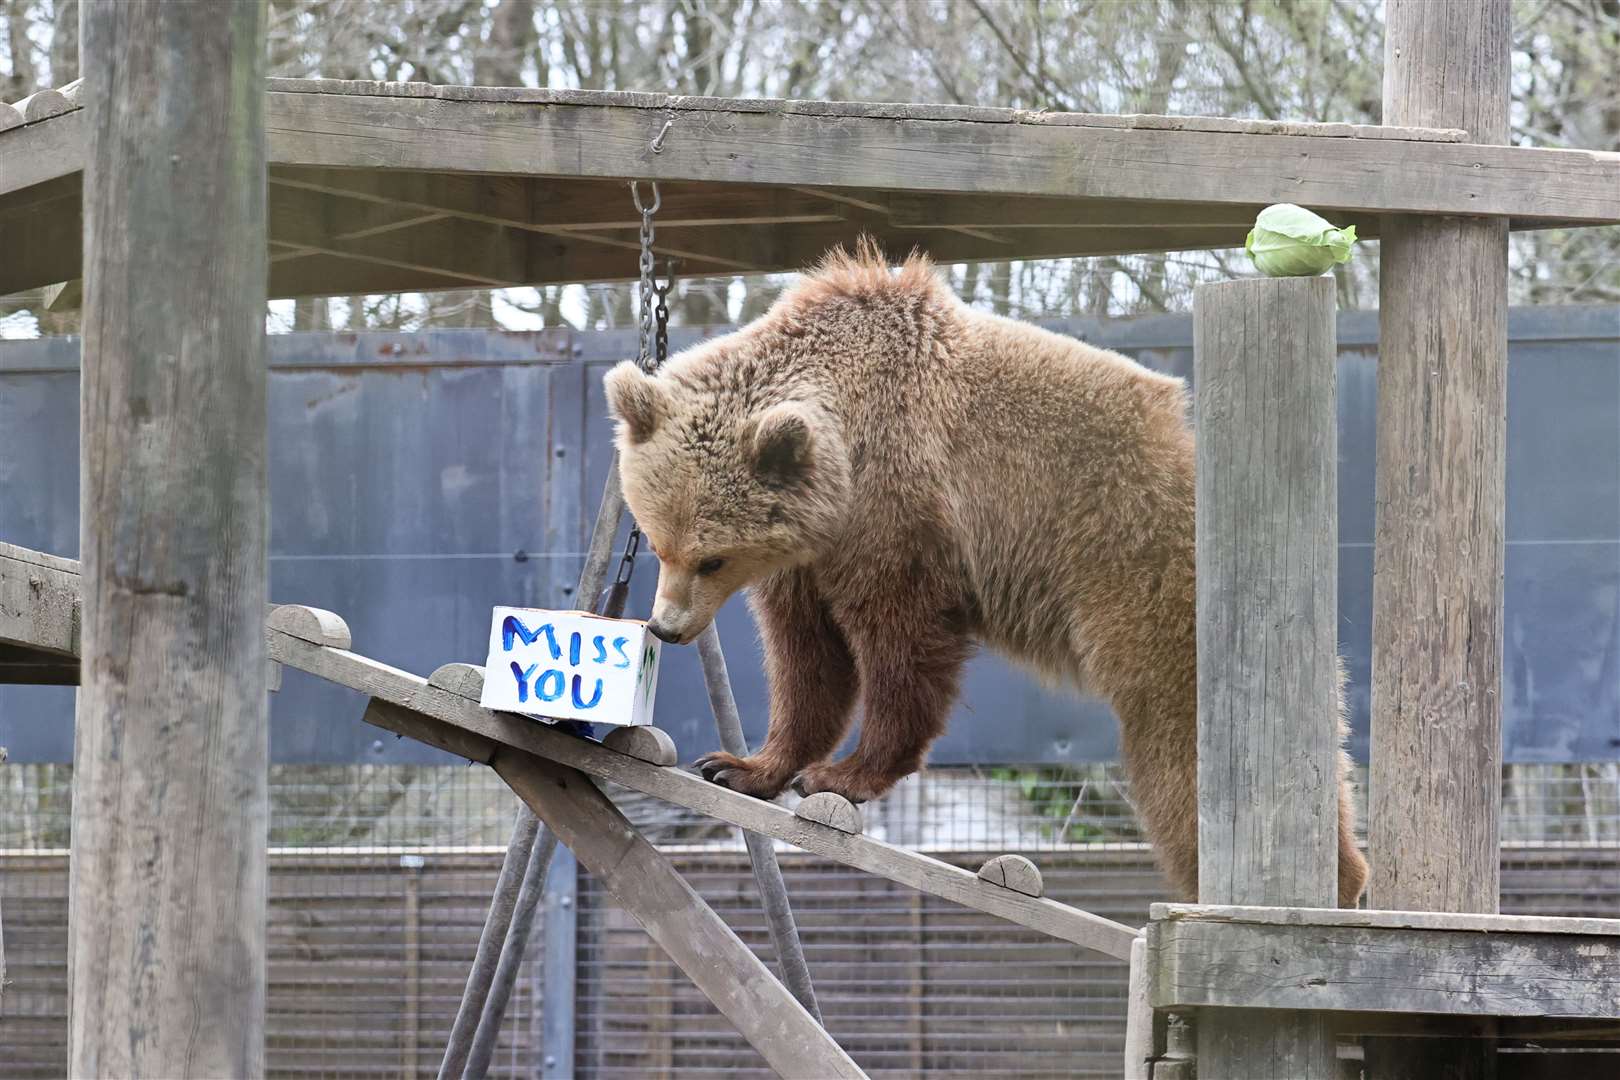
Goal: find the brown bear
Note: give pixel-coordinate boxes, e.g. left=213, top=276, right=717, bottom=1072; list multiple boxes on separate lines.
left=603, top=240, right=1368, bottom=908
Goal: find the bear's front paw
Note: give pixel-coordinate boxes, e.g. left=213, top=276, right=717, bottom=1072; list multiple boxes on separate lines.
left=791, top=763, right=903, bottom=804
left=692, top=752, right=790, bottom=800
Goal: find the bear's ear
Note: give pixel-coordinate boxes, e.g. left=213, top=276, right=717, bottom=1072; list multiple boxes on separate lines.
left=603, top=361, right=666, bottom=444
left=750, top=402, right=815, bottom=488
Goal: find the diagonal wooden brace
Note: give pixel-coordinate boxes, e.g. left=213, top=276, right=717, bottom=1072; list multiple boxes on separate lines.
left=493, top=749, right=866, bottom=1080
left=360, top=696, right=864, bottom=1079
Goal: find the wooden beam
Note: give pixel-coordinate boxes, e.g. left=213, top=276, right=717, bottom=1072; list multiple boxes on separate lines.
left=70, top=2, right=268, bottom=1077
left=0, top=642, right=78, bottom=685
left=0, top=187, right=79, bottom=293
left=258, top=84, right=1619, bottom=223
left=495, top=750, right=867, bottom=1079
left=1147, top=904, right=1620, bottom=1020
left=272, top=166, right=847, bottom=230
left=269, top=185, right=527, bottom=286
left=257, top=627, right=1141, bottom=959
left=888, top=194, right=1262, bottom=230
left=1193, top=277, right=1342, bottom=1077
left=0, top=541, right=79, bottom=656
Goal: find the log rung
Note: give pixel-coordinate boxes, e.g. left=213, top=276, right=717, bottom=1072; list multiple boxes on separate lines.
left=977, top=853, right=1044, bottom=897
left=266, top=604, right=352, bottom=649
left=602, top=725, right=677, bottom=766
left=794, top=791, right=863, bottom=834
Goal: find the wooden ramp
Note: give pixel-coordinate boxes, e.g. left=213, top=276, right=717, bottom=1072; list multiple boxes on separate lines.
left=1, top=539, right=1138, bottom=1077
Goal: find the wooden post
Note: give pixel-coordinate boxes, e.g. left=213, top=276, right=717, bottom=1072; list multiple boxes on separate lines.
left=70, top=3, right=268, bottom=1077
left=1194, top=276, right=1341, bottom=1076
left=1369, top=2, right=1510, bottom=1074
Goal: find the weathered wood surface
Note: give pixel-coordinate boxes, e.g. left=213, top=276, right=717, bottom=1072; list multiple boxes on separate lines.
left=1147, top=912, right=1620, bottom=1019
left=601, top=724, right=678, bottom=766
left=1371, top=0, right=1511, bottom=921
left=1193, top=276, right=1341, bottom=1078
left=494, top=750, right=868, bottom=1080
left=15, top=88, right=71, bottom=123
left=977, top=854, right=1044, bottom=898
left=1151, top=902, right=1620, bottom=937
left=70, top=3, right=269, bottom=1077
left=0, top=542, right=79, bottom=655
left=795, top=792, right=864, bottom=835
left=267, top=603, right=352, bottom=648
left=5, top=78, right=1616, bottom=217
left=258, top=632, right=1139, bottom=958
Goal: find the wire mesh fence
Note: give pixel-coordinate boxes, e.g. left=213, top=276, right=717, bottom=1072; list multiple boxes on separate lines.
left=2, top=760, right=1618, bottom=1077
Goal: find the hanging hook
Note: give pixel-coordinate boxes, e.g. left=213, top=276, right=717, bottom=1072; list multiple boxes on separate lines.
left=649, top=113, right=676, bottom=154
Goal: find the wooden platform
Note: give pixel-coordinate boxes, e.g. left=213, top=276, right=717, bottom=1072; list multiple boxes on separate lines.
left=4, top=78, right=1617, bottom=301
left=1145, top=903, right=1620, bottom=1036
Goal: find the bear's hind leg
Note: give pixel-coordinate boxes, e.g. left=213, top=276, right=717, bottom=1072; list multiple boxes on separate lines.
left=693, top=569, right=859, bottom=799
left=792, top=617, right=971, bottom=804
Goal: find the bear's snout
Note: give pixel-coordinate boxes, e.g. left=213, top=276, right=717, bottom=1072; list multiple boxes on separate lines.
left=646, top=619, right=685, bottom=645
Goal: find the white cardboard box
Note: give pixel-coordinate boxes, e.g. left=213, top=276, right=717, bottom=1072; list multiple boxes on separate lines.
left=480, top=607, right=662, bottom=727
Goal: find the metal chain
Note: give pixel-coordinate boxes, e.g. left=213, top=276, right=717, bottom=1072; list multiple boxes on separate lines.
left=606, top=184, right=676, bottom=612
left=630, top=180, right=661, bottom=373
left=653, top=265, right=673, bottom=366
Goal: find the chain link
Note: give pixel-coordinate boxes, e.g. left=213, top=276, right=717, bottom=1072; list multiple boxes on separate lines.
left=630, top=180, right=661, bottom=373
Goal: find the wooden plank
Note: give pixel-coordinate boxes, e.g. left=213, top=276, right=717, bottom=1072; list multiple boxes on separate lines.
left=259, top=634, right=1140, bottom=959
left=1193, top=276, right=1341, bottom=1077
left=493, top=750, right=867, bottom=1080
left=259, top=88, right=1620, bottom=223
left=888, top=194, right=1262, bottom=230
left=1151, top=903, right=1620, bottom=937
left=1147, top=916, right=1620, bottom=1019
left=0, top=187, right=79, bottom=293
left=0, top=544, right=79, bottom=655
left=0, top=105, right=83, bottom=193
left=260, top=78, right=1464, bottom=140
left=0, top=642, right=78, bottom=685
left=272, top=167, right=847, bottom=230
left=70, top=3, right=268, bottom=1077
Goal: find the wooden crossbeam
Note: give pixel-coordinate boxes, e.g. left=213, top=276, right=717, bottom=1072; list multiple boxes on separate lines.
left=255, top=84, right=1618, bottom=223
left=1147, top=904, right=1620, bottom=1020
left=272, top=167, right=848, bottom=230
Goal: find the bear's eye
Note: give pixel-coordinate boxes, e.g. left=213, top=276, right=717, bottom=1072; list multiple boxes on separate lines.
left=696, top=557, right=726, bottom=576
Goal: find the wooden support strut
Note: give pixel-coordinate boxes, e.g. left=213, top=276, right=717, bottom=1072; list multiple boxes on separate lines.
left=68, top=3, right=270, bottom=1076
left=1368, top=4, right=1513, bottom=1074
left=1192, top=275, right=1342, bottom=1077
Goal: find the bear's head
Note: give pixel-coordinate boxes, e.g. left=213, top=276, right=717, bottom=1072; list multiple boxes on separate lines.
left=603, top=358, right=851, bottom=645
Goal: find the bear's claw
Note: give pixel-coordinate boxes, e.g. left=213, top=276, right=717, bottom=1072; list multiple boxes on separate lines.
left=691, top=752, right=788, bottom=800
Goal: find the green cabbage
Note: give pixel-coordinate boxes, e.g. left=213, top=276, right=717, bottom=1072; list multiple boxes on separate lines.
left=1244, top=203, right=1357, bottom=277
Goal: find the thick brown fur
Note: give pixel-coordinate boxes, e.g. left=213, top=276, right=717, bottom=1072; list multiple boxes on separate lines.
left=605, top=238, right=1369, bottom=908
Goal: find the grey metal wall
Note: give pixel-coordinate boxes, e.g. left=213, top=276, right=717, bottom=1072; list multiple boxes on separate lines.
left=1, top=307, right=1616, bottom=764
